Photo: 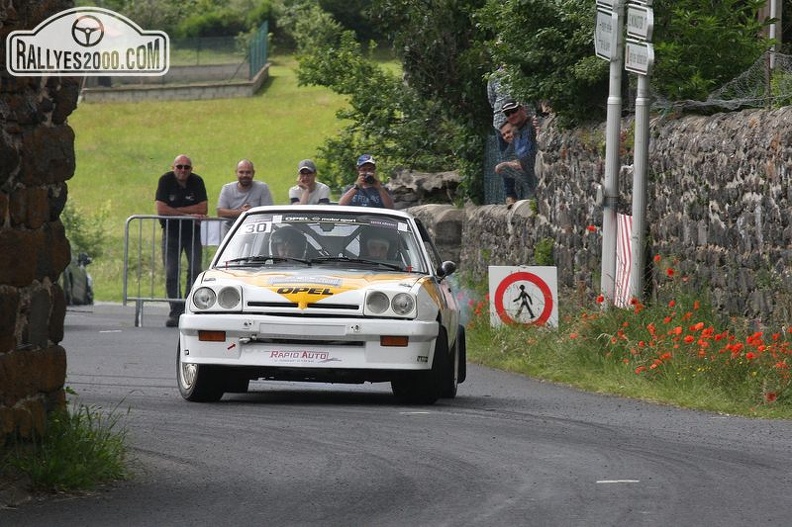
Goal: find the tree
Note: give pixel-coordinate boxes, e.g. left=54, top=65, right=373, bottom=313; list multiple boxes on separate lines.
left=283, top=0, right=492, bottom=201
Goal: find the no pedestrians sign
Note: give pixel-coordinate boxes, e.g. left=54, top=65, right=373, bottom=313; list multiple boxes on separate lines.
left=488, top=266, right=558, bottom=328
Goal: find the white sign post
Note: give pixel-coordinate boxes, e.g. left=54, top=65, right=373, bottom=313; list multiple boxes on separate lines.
left=593, top=0, right=625, bottom=309
left=625, top=0, right=653, bottom=304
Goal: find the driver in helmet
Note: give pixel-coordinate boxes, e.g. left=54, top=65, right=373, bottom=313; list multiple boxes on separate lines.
left=360, top=227, right=397, bottom=261
left=271, top=226, right=307, bottom=258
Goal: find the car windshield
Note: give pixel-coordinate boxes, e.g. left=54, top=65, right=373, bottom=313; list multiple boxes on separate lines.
left=215, top=210, right=429, bottom=274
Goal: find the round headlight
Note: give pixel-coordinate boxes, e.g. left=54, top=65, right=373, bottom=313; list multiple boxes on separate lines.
left=391, top=293, right=415, bottom=315
left=366, top=292, right=389, bottom=314
left=217, top=287, right=241, bottom=309
left=192, top=287, right=217, bottom=310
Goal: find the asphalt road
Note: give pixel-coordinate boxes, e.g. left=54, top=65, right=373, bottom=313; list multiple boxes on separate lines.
left=3, top=302, right=792, bottom=526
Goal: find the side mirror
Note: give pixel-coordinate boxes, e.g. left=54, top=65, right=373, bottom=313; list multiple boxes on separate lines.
left=437, top=260, right=456, bottom=278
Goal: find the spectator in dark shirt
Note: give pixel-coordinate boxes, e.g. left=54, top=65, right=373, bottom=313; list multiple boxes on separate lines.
left=155, top=154, right=208, bottom=327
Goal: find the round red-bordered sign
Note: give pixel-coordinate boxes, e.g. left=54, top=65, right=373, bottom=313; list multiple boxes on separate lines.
left=493, top=271, right=553, bottom=326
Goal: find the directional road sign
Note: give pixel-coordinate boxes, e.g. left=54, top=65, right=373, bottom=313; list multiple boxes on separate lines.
left=625, top=39, right=654, bottom=75
left=594, top=8, right=617, bottom=61
left=626, top=4, right=653, bottom=41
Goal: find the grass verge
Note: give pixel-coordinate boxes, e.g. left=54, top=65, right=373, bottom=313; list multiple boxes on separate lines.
left=459, top=266, right=792, bottom=420
left=1, top=399, right=129, bottom=501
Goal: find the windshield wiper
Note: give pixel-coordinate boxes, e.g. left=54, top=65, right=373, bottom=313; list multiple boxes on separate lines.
left=222, top=255, right=311, bottom=266
left=311, top=256, right=403, bottom=271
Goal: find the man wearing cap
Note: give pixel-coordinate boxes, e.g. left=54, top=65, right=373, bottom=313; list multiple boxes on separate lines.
left=338, top=154, right=394, bottom=208
left=496, top=99, right=538, bottom=207
left=289, top=159, right=331, bottom=205
left=217, top=158, right=273, bottom=235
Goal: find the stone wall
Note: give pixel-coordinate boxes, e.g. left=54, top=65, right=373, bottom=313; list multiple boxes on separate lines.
left=411, top=106, right=792, bottom=329
left=79, top=63, right=270, bottom=103
left=0, top=0, right=76, bottom=440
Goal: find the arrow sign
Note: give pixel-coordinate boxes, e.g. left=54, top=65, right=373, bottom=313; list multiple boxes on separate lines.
left=625, top=39, right=654, bottom=75
left=594, top=9, right=617, bottom=61
left=626, top=4, right=653, bottom=41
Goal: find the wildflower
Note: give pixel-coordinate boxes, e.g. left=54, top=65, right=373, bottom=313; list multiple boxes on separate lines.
left=596, top=295, right=605, bottom=304
left=653, top=254, right=661, bottom=263
left=635, top=365, right=647, bottom=374
left=693, top=300, right=700, bottom=310
left=746, top=352, right=756, bottom=360
left=668, top=299, right=676, bottom=308
left=666, top=268, right=675, bottom=277
left=765, top=392, right=778, bottom=403
left=586, top=225, right=597, bottom=232
left=684, top=335, right=695, bottom=344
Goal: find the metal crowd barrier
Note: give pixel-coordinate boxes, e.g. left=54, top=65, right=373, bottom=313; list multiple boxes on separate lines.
left=123, top=215, right=228, bottom=327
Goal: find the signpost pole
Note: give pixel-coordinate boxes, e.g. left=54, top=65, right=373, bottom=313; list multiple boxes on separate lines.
left=629, top=72, right=650, bottom=302
left=626, top=0, right=653, bottom=303
left=599, top=0, right=625, bottom=308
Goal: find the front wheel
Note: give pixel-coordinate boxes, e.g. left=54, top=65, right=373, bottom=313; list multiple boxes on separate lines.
left=177, top=341, right=225, bottom=402
left=391, top=327, right=448, bottom=405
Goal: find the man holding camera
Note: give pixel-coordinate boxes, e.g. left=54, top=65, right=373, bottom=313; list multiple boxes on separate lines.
left=338, top=154, right=394, bottom=208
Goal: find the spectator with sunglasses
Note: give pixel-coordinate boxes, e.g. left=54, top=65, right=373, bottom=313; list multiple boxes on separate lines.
left=155, top=154, right=208, bottom=327
left=497, top=99, right=538, bottom=207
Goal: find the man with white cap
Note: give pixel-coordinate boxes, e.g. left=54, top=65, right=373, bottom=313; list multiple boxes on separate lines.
left=338, top=154, right=394, bottom=208
left=289, top=159, right=331, bottom=205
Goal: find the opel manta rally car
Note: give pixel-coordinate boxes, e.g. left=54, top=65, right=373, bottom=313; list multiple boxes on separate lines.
left=177, top=205, right=466, bottom=404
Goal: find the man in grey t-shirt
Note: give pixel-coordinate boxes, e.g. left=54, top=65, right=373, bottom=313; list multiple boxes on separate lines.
left=217, top=159, right=273, bottom=236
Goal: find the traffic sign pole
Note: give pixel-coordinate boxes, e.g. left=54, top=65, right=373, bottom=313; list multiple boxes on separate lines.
left=626, top=0, right=653, bottom=303
left=599, top=0, right=625, bottom=309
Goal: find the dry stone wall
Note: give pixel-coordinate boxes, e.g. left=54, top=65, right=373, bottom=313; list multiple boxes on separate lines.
left=414, top=106, right=792, bottom=329
left=1, top=0, right=76, bottom=440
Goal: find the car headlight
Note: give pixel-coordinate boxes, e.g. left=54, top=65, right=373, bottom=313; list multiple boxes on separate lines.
left=217, top=286, right=241, bottom=309
left=366, top=292, right=390, bottom=314
left=192, top=287, right=217, bottom=310
left=391, top=293, right=415, bottom=315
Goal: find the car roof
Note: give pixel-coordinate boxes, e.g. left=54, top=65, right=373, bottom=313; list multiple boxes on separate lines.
left=242, top=204, right=416, bottom=221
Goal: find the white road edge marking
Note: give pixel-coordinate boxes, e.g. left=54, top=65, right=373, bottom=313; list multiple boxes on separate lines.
left=596, top=480, right=640, bottom=484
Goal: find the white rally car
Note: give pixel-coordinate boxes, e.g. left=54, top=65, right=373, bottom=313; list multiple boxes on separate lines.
left=177, top=205, right=466, bottom=404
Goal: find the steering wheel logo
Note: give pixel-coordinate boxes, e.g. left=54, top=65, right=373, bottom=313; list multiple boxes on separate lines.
left=71, top=15, right=105, bottom=47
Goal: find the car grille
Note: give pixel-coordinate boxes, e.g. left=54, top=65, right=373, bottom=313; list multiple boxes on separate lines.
left=247, top=301, right=359, bottom=310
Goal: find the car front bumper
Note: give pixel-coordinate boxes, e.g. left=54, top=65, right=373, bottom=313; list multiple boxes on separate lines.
left=179, top=313, right=439, bottom=371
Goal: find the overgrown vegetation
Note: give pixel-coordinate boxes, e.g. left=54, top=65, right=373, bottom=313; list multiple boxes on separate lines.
left=1, top=399, right=129, bottom=493
left=61, top=201, right=111, bottom=259
left=459, top=255, right=792, bottom=419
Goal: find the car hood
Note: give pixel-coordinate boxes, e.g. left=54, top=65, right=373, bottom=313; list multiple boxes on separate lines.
left=198, top=268, right=431, bottom=309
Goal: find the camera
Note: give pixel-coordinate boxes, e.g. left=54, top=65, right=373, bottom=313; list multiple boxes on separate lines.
left=363, top=173, right=376, bottom=184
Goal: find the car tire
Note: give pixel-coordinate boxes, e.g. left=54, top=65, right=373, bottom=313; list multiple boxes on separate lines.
left=456, top=325, right=467, bottom=384
left=440, top=326, right=460, bottom=399
left=391, top=327, right=447, bottom=405
left=177, top=341, right=225, bottom=402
